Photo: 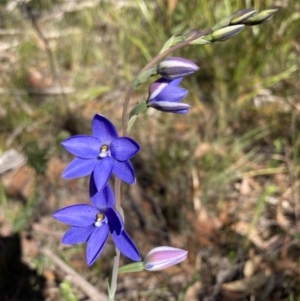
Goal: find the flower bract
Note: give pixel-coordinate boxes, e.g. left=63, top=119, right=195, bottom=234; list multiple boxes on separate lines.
left=61, top=114, right=140, bottom=192
left=53, top=184, right=140, bottom=266
left=147, top=77, right=190, bottom=114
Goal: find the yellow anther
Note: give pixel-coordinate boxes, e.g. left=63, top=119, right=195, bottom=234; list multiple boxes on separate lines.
left=96, top=213, right=104, bottom=222
left=100, top=144, right=109, bottom=152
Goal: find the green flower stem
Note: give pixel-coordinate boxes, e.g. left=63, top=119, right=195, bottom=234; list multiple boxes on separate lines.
left=109, top=249, right=120, bottom=301
left=109, top=178, right=122, bottom=301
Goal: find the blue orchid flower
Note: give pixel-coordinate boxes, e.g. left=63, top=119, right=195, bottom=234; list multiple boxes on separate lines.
left=147, top=77, right=191, bottom=114
left=53, top=184, right=140, bottom=266
left=61, top=114, right=140, bottom=192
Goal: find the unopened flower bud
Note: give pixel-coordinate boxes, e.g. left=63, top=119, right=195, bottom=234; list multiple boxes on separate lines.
left=245, top=9, right=278, bottom=26
left=157, top=57, right=199, bottom=80
left=144, top=246, right=188, bottom=271
left=211, top=24, right=244, bottom=41
left=230, top=8, right=257, bottom=24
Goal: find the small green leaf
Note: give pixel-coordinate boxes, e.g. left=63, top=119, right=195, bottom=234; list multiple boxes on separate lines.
left=129, top=101, right=148, bottom=119
left=127, top=100, right=148, bottom=132
left=118, top=262, right=144, bottom=273
left=127, top=116, right=137, bottom=133
left=212, top=15, right=233, bottom=30
left=189, top=37, right=211, bottom=45
left=159, top=35, right=185, bottom=53
left=133, top=68, right=156, bottom=88
left=159, top=35, right=175, bottom=53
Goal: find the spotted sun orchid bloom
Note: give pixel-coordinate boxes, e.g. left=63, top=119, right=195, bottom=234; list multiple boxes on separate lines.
left=144, top=246, right=188, bottom=271
left=53, top=184, right=141, bottom=266
left=61, top=114, right=140, bottom=192
left=147, top=77, right=191, bottom=114
left=157, top=57, right=199, bottom=80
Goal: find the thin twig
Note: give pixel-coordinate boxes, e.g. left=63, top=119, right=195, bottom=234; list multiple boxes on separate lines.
left=41, top=247, right=108, bottom=301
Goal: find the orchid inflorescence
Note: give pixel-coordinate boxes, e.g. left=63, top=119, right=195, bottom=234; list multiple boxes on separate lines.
left=54, top=62, right=195, bottom=267
left=53, top=7, right=277, bottom=299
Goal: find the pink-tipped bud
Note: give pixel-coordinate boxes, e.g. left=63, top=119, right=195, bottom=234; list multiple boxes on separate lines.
left=157, top=57, right=199, bottom=80
left=144, top=246, right=188, bottom=271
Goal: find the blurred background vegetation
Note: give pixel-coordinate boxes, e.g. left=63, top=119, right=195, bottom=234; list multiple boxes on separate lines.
left=0, top=0, right=299, bottom=300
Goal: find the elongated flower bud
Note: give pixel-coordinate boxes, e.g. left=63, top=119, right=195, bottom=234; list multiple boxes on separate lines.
left=157, top=57, right=199, bottom=80
left=144, top=246, right=188, bottom=271
left=245, top=9, right=278, bottom=26
left=211, top=24, right=245, bottom=41
left=230, top=8, right=257, bottom=24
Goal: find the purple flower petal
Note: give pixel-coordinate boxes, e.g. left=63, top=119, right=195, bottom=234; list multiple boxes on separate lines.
left=92, top=114, right=118, bottom=143
left=62, top=157, right=97, bottom=179
left=149, top=101, right=190, bottom=113
left=53, top=204, right=98, bottom=226
left=110, top=137, right=140, bottom=161
left=112, top=230, right=140, bottom=261
left=107, top=207, right=124, bottom=235
left=148, top=77, right=184, bottom=101
left=169, top=77, right=183, bottom=86
left=93, top=158, right=114, bottom=192
left=173, top=109, right=189, bottom=114
left=113, top=160, right=135, bottom=184
left=89, top=173, right=98, bottom=198
left=91, top=184, right=115, bottom=211
left=152, top=86, right=188, bottom=103
left=61, top=135, right=100, bottom=159
left=148, top=80, right=170, bottom=100
left=62, top=226, right=94, bottom=244
left=86, top=224, right=109, bottom=266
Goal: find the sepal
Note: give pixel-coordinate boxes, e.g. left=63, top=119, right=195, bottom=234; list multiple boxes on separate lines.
left=189, top=37, right=211, bottom=45
left=118, top=262, right=144, bottom=273
left=212, top=15, right=233, bottom=30
left=129, top=101, right=148, bottom=119
left=133, top=68, right=157, bottom=88
left=159, top=34, right=185, bottom=53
